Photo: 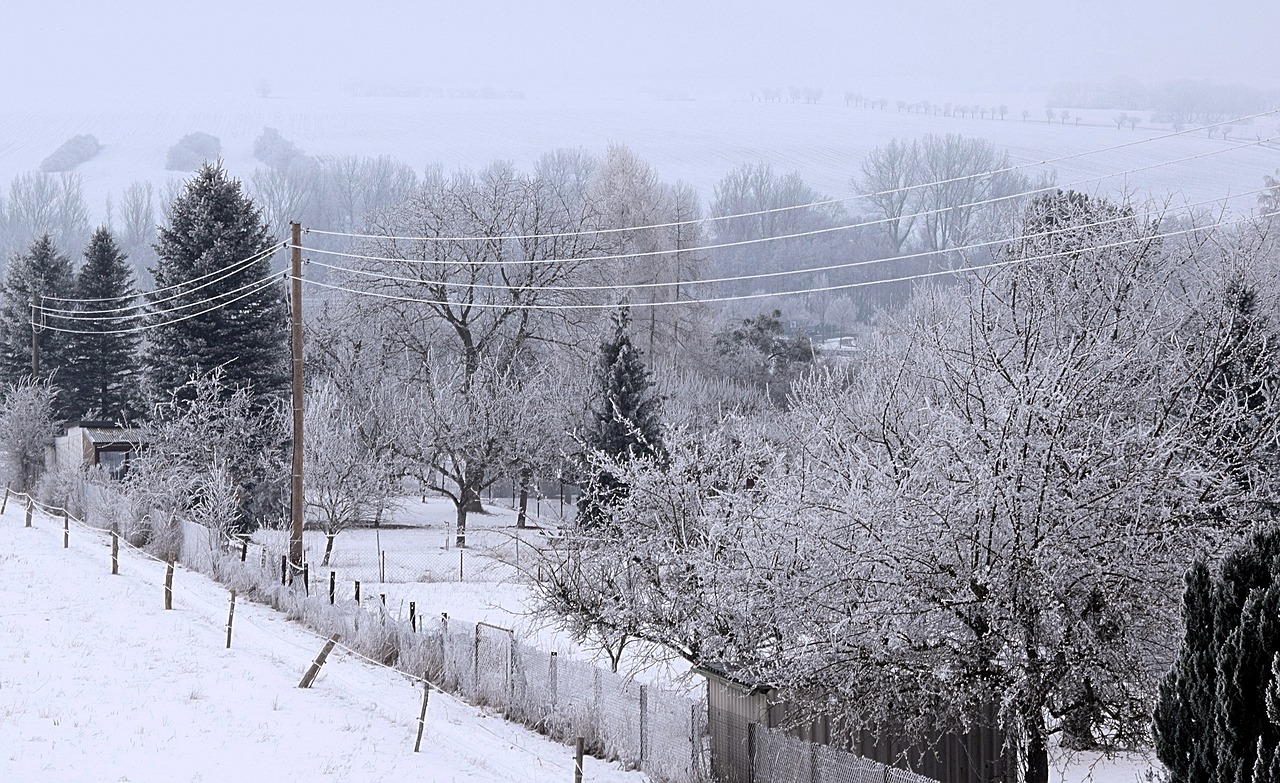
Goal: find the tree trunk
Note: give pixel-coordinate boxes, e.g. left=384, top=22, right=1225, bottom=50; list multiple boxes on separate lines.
left=1023, top=708, right=1050, bottom=783
left=455, top=498, right=469, bottom=549
left=516, top=467, right=531, bottom=528
left=322, top=533, right=335, bottom=566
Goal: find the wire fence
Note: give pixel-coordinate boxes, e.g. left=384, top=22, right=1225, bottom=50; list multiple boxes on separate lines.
left=40, top=476, right=953, bottom=783
left=59, top=477, right=708, bottom=783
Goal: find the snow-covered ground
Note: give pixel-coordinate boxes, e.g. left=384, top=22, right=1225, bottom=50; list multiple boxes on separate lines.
left=0, top=495, right=1167, bottom=783
left=2, top=90, right=1276, bottom=226
left=0, top=501, right=644, bottom=783
left=252, top=494, right=696, bottom=689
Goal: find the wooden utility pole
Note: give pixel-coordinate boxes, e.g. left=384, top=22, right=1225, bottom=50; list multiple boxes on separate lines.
left=289, top=222, right=305, bottom=574
left=30, top=297, right=40, bottom=376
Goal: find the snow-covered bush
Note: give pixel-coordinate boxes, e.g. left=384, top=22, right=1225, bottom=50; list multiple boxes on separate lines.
left=252, top=127, right=303, bottom=170
left=39, top=134, right=100, bottom=172
left=0, top=379, right=56, bottom=493
left=164, top=132, right=221, bottom=172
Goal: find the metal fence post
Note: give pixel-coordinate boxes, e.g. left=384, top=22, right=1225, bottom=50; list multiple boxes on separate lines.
left=747, top=721, right=757, bottom=783
left=639, top=684, right=648, bottom=766
left=549, top=650, right=558, bottom=710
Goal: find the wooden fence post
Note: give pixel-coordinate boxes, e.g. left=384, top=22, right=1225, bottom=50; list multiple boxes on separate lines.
left=409, top=601, right=417, bottom=632
left=111, top=527, right=119, bottom=575
left=1, top=485, right=9, bottom=514
left=280, top=555, right=288, bottom=586
left=413, top=681, right=431, bottom=752
left=240, top=540, right=248, bottom=562
left=302, top=564, right=310, bottom=596
left=380, top=550, right=386, bottom=583
left=459, top=550, right=464, bottom=581
left=574, top=736, right=585, bottom=783
left=226, top=591, right=237, bottom=649
left=298, top=634, right=340, bottom=688
left=24, top=497, right=33, bottom=527
left=62, top=509, right=69, bottom=548
left=354, top=580, right=361, bottom=603
left=164, top=559, right=175, bottom=610
left=329, top=571, right=336, bottom=605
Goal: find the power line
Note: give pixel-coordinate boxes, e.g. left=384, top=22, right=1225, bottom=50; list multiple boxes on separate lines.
left=302, top=188, right=1268, bottom=295
left=41, top=271, right=283, bottom=325
left=295, top=135, right=1279, bottom=268
left=301, top=108, right=1280, bottom=243
left=41, top=246, right=286, bottom=316
left=297, top=211, right=1271, bottom=311
left=34, top=274, right=283, bottom=335
left=40, top=242, right=285, bottom=307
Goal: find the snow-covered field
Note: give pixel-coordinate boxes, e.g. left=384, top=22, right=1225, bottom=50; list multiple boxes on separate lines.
left=0, top=501, right=643, bottom=783
left=2, top=90, right=1277, bottom=226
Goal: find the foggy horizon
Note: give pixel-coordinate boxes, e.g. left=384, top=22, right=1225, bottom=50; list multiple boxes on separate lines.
left=4, top=1, right=1278, bottom=100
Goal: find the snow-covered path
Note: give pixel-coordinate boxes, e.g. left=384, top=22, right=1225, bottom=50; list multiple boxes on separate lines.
left=0, top=503, right=644, bottom=783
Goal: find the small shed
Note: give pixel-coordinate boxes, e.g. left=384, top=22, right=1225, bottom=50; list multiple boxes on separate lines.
left=698, top=665, right=1012, bottom=783
left=51, top=421, right=143, bottom=480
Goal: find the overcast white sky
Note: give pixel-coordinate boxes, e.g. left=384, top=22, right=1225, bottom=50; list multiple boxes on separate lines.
left=4, top=1, right=1278, bottom=97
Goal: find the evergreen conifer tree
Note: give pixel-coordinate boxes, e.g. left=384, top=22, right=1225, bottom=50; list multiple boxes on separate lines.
left=0, top=234, right=76, bottom=412
left=1156, top=561, right=1219, bottom=783
left=61, top=227, right=141, bottom=422
left=576, top=309, right=664, bottom=530
left=145, top=162, right=287, bottom=406
left=1156, top=526, right=1280, bottom=783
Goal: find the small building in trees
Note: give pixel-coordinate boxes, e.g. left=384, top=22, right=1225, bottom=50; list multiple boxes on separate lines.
left=698, top=665, right=1011, bottom=783
left=49, top=420, right=143, bottom=480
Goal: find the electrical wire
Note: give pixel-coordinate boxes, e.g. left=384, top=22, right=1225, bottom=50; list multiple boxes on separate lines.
left=295, top=211, right=1273, bottom=311
left=40, top=242, right=285, bottom=307
left=40, top=245, right=285, bottom=317
left=294, top=133, right=1280, bottom=268
left=301, top=108, right=1280, bottom=242
left=40, top=270, right=283, bottom=326
left=33, top=273, right=284, bottom=335
left=301, top=187, right=1269, bottom=295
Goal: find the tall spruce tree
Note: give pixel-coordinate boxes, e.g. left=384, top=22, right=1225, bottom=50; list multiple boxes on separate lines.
left=0, top=234, right=77, bottom=414
left=145, top=162, right=287, bottom=406
left=1156, top=561, right=1220, bottom=783
left=576, top=308, right=664, bottom=530
left=1156, top=526, right=1280, bottom=783
left=62, top=227, right=141, bottom=423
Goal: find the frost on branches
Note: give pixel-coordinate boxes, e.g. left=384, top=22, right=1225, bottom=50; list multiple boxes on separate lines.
left=536, top=193, right=1280, bottom=783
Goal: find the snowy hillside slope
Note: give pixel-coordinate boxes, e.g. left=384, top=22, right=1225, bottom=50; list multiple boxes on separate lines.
left=2, top=91, right=1276, bottom=227
left=0, top=502, right=643, bottom=783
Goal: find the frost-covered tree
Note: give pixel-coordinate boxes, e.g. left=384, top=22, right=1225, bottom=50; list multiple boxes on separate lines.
left=60, top=228, right=141, bottom=423
left=404, top=359, right=557, bottom=548
left=339, top=156, right=607, bottom=546
left=145, top=162, right=288, bottom=407
left=303, top=378, right=403, bottom=565
left=575, top=309, right=664, bottom=531
left=0, top=378, right=56, bottom=492
left=857, top=138, right=920, bottom=254
left=126, top=371, right=287, bottom=540
left=540, top=195, right=1280, bottom=783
